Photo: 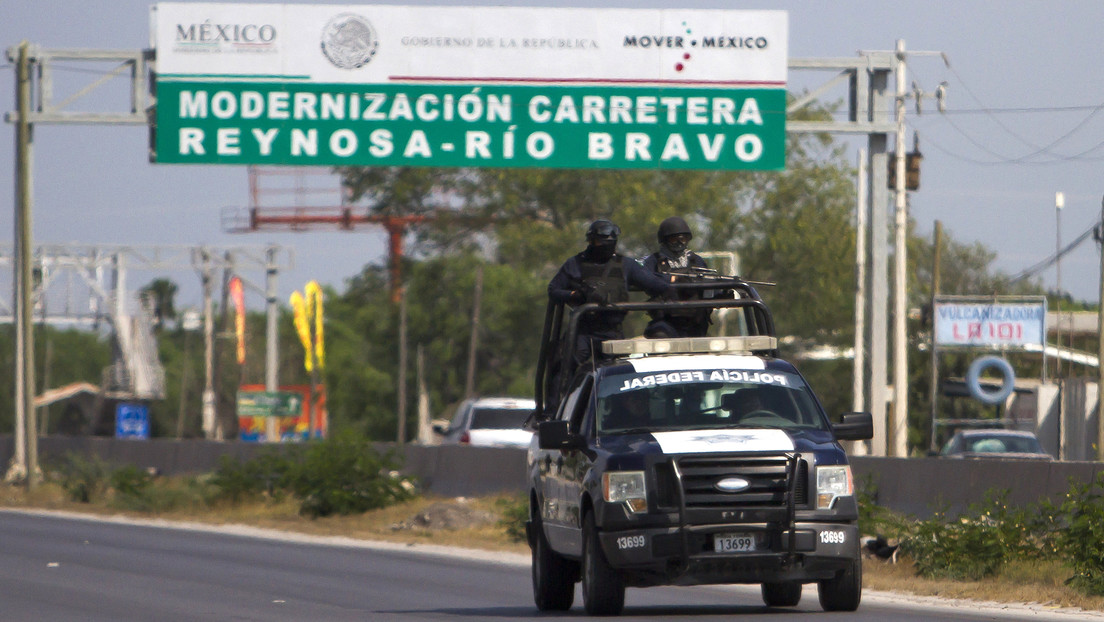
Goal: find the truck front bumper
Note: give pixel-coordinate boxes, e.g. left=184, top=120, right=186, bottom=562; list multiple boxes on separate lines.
left=599, top=521, right=860, bottom=586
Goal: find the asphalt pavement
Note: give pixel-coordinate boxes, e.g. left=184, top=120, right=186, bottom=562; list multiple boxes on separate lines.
left=0, top=509, right=1100, bottom=621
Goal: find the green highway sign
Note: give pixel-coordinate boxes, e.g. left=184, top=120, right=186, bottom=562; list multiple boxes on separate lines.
left=237, top=390, right=303, bottom=417
left=150, top=4, right=789, bottom=171
left=154, top=82, right=785, bottom=170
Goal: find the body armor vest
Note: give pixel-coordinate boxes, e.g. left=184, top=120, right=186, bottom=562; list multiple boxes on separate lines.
left=579, top=255, right=629, bottom=305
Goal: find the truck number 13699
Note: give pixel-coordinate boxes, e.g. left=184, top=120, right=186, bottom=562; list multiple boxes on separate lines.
left=616, top=535, right=646, bottom=550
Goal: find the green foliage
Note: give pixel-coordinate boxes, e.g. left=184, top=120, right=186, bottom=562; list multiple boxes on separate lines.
left=856, top=477, right=912, bottom=542
left=495, top=494, right=529, bottom=543
left=901, top=493, right=1020, bottom=581
left=53, top=453, right=111, bottom=503
left=885, top=482, right=1103, bottom=592
left=206, top=434, right=416, bottom=517
left=107, top=464, right=161, bottom=512
left=1050, top=474, right=1104, bottom=594
left=291, top=432, right=416, bottom=518
left=209, top=448, right=303, bottom=504
left=110, top=464, right=154, bottom=497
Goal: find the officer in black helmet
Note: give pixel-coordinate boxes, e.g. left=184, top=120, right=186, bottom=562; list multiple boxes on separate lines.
left=644, top=216, right=711, bottom=338
left=549, top=219, right=674, bottom=369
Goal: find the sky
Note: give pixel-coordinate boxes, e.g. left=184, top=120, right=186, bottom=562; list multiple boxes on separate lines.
left=4, top=0, right=1104, bottom=318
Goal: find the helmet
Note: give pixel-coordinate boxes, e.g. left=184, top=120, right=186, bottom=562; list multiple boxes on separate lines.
left=657, top=216, right=692, bottom=243
left=586, top=219, right=621, bottom=243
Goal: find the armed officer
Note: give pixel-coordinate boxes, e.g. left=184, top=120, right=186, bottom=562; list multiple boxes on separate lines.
left=644, top=216, right=711, bottom=338
left=549, top=219, right=674, bottom=369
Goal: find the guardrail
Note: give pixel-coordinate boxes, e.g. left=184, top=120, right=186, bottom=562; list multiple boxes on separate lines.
left=1, top=436, right=1100, bottom=518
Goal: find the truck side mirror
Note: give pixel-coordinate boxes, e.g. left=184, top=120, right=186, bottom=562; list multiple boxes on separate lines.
left=539, top=420, right=586, bottom=450
left=832, top=412, right=874, bottom=441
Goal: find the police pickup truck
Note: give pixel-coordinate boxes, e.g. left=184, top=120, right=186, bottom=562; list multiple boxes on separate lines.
left=526, top=277, right=873, bottom=615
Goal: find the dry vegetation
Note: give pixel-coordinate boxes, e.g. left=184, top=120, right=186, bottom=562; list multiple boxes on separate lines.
left=2, top=480, right=1103, bottom=612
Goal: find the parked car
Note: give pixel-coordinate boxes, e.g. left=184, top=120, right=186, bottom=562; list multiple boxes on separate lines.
left=434, top=397, right=536, bottom=448
left=939, top=429, right=1053, bottom=461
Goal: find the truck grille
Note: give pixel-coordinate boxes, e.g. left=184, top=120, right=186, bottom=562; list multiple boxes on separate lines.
left=654, top=454, right=807, bottom=520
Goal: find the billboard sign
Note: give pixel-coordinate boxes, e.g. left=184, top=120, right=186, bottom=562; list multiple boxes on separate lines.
left=150, top=3, right=788, bottom=170
left=934, top=302, right=1047, bottom=348
left=237, top=390, right=304, bottom=417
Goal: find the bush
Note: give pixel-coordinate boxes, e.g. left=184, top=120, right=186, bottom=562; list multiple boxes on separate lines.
left=209, top=448, right=302, bottom=504
left=54, top=453, right=110, bottom=503
left=290, top=432, right=416, bottom=518
left=495, top=494, right=528, bottom=543
left=1051, top=473, right=1104, bottom=594
left=900, top=491, right=1049, bottom=581
left=110, top=465, right=153, bottom=498
left=856, top=477, right=912, bottom=542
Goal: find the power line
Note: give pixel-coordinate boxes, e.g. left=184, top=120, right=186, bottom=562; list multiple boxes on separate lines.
left=1009, top=221, right=1100, bottom=284
left=907, top=67, right=1104, bottom=164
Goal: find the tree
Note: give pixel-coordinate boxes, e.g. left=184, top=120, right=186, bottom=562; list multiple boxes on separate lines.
left=140, top=278, right=179, bottom=328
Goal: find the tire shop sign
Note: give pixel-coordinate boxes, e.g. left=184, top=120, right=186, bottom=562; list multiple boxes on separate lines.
left=934, top=302, right=1046, bottom=348
left=149, top=4, right=788, bottom=170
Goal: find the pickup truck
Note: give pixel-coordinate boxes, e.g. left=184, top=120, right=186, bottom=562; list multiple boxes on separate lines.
left=526, top=277, right=873, bottom=615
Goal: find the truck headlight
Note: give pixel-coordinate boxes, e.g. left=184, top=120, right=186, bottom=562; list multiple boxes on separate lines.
left=816, top=465, right=853, bottom=510
left=603, top=471, right=647, bottom=513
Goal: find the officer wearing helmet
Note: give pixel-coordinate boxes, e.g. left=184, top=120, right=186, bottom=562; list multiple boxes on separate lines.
left=549, top=219, right=674, bottom=368
left=644, top=216, right=711, bottom=338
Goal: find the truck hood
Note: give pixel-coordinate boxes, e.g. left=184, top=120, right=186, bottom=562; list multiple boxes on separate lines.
left=598, top=428, right=838, bottom=456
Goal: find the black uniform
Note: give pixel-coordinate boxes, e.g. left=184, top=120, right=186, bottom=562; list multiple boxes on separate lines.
left=643, top=249, right=712, bottom=338
left=549, top=248, right=672, bottom=367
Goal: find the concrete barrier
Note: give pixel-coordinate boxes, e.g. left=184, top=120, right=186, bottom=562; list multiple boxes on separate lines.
left=1, top=435, right=1099, bottom=518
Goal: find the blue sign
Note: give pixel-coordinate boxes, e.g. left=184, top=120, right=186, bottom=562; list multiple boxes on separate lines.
left=116, top=403, right=150, bottom=440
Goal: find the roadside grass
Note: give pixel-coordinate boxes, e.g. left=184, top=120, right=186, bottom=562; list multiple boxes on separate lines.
left=3, top=480, right=1103, bottom=612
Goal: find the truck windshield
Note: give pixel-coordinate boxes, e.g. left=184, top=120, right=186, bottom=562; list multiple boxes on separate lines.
left=595, top=368, right=827, bottom=435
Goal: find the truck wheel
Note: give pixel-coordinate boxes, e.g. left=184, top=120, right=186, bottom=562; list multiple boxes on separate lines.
left=531, top=512, right=575, bottom=611
left=817, top=559, right=862, bottom=612
left=582, top=513, right=625, bottom=615
left=761, top=580, right=802, bottom=607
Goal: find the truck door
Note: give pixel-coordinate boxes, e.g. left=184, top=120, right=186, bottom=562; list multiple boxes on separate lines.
left=543, top=374, right=593, bottom=556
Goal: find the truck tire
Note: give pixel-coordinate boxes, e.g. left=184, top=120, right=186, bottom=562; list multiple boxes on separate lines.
left=531, top=511, right=575, bottom=611
left=817, top=559, right=862, bottom=612
left=761, top=580, right=802, bottom=607
left=582, top=512, right=625, bottom=615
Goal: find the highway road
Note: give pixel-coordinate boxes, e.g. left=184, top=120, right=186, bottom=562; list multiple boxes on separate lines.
left=1, top=509, right=1101, bottom=621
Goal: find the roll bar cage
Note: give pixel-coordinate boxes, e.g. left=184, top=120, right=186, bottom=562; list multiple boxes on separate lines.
left=533, top=277, right=777, bottom=419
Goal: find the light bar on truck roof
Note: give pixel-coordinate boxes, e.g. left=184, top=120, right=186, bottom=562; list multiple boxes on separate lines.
left=601, top=335, right=777, bottom=356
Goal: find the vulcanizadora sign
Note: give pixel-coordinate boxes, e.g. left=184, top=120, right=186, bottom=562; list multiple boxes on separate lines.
left=934, top=302, right=1047, bottom=348
left=150, top=4, right=788, bottom=170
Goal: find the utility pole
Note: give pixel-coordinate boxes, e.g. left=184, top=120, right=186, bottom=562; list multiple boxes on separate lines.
left=264, top=246, right=280, bottom=441
left=397, top=289, right=408, bottom=444
left=852, top=152, right=868, bottom=414
left=1055, top=191, right=1064, bottom=379
left=929, top=221, right=943, bottom=453
left=1055, top=192, right=1065, bottom=460
left=891, top=39, right=909, bottom=457
left=465, top=265, right=484, bottom=399
left=200, top=250, right=216, bottom=439
left=12, top=41, right=36, bottom=486
left=1097, top=194, right=1104, bottom=461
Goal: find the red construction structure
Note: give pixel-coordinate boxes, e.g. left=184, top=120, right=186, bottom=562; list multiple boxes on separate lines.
left=223, top=166, right=432, bottom=303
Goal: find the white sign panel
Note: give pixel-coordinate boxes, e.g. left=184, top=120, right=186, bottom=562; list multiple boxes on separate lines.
left=152, top=4, right=788, bottom=84
left=150, top=3, right=789, bottom=169
left=934, top=302, right=1047, bottom=347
